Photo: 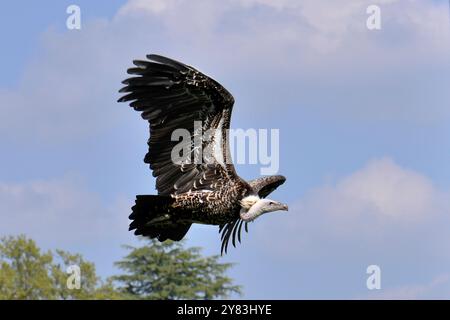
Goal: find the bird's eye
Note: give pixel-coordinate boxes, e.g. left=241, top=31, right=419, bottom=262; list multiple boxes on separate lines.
left=269, top=202, right=274, bottom=205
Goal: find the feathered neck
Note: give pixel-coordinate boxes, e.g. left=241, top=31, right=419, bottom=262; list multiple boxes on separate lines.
left=239, top=195, right=260, bottom=210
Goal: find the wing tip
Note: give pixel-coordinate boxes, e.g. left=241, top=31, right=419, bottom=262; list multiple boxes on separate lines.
left=146, top=54, right=188, bottom=71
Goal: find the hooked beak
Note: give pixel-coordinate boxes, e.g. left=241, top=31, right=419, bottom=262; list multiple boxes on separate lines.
left=281, top=203, right=289, bottom=211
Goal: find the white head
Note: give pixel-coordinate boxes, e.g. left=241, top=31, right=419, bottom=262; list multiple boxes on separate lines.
left=239, top=196, right=288, bottom=222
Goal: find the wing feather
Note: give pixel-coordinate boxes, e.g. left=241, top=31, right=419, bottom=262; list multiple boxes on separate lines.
left=119, top=54, right=237, bottom=195
left=219, top=219, right=249, bottom=255
left=248, top=175, right=286, bottom=198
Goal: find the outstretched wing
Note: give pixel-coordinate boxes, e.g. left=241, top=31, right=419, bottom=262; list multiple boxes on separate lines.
left=248, top=175, right=286, bottom=198
left=218, top=175, right=286, bottom=254
left=118, top=54, right=238, bottom=195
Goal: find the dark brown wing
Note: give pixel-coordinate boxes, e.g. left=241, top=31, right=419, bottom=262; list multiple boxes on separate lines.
left=118, top=54, right=239, bottom=195
left=248, top=175, right=286, bottom=198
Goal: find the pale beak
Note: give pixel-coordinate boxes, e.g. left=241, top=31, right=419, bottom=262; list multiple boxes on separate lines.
left=281, top=203, right=288, bottom=211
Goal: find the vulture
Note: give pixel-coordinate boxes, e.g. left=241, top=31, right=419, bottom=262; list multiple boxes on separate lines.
left=118, top=54, right=287, bottom=254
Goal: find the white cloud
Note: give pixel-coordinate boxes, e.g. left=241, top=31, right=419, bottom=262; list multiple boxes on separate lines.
left=298, top=157, right=445, bottom=226
left=0, top=0, right=449, bottom=143
left=0, top=174, right=131, bottom=246
left=118, top=0, right=171, bottom=15
left=367, top=274, right=450, bottom=299
left=118, top=0, right=450, bottom=61
left=327, top=157, right=437, bottom=220
left=235, top=157, right=450, bottom=298
left=253, top=157, right=450, bottom=259
left=0, top=21, right=126, bottom=143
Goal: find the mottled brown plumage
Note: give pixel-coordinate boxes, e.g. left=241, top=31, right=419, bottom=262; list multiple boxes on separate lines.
left=119, top=54, right=286, bottom=254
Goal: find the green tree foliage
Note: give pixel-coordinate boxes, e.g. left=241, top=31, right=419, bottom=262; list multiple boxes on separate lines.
left=0, top=235, right=122, bottom=299
left=112, top=239, right=242, bottom=299
left=0, top=236, right=242, bottom=300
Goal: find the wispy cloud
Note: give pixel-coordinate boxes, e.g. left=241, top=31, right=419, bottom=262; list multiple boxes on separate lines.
left=118, top=0, right=450, bottom=63
left=0, top=174, right=131, bottom=246
left=366, top=274, right=450, bottom=299
left=255, top=158, right=450, bottom=256
left=241, top=158, right=450, bottom=298
left=1, top=0, right=449, bottom=143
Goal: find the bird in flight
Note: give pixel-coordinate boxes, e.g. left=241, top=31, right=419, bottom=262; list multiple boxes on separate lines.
left=118, top=54, right=288, bottom=254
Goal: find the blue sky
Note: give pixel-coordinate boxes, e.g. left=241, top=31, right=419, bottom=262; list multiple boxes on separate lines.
left=1, top=0, right=450, bottom=299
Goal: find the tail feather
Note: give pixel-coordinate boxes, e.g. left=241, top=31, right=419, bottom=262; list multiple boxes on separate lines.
left=129, top=195, right=191, bottom=242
